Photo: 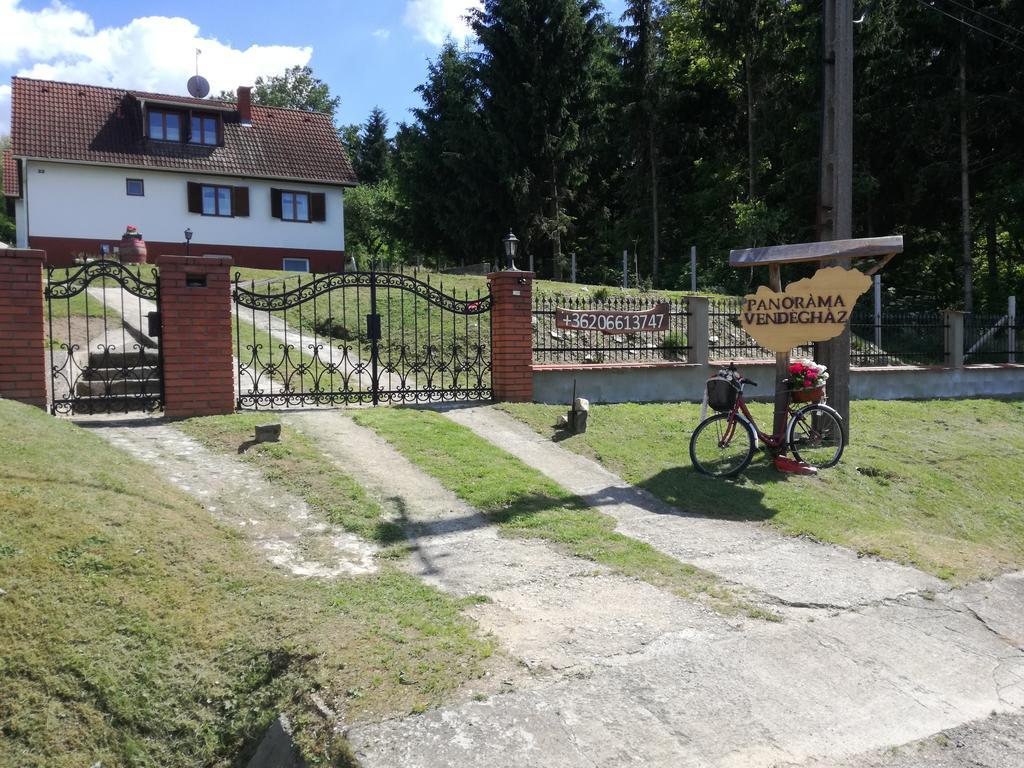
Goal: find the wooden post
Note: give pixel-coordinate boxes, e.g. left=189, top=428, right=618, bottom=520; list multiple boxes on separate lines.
left=769, top=265, right=790, bottom=444
left=817, top=0, right=855, bottom=432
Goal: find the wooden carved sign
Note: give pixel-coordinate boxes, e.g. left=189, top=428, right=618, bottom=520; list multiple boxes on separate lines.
left=740, top=266, right=871, bottom=353
left=555, top=302, right=670, bottom=334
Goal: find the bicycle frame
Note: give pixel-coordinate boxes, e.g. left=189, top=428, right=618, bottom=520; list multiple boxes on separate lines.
left=724, top=390, right=789, bottom=452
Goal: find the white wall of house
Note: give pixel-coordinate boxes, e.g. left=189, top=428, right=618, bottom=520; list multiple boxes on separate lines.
left=14, top=197, right=27, bottom=248
left=23, top=160, right=346, bottom=250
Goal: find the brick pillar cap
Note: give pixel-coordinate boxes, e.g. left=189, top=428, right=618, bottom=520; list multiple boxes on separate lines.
left=0, top=248, right=46, bottom=262
left=157, top=255, right=233, bottom=268
left=488, top=270, right=535, bottom=280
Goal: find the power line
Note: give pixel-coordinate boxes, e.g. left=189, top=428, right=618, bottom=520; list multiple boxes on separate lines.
left=933, top=0, right=1024, bottom=39
left=916, top=0, right=1024, bottom=53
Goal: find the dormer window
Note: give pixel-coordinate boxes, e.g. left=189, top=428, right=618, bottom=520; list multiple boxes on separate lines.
left=149, top=110, right=181, bottom=141
left=189, top=113, right=220, bottom=146
left=146, top=106, right=220, bottom=145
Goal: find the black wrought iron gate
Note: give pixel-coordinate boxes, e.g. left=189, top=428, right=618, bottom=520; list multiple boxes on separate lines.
left=45, top=260, right=163, bottom=415
left=233, top=269, right=492, bottom=408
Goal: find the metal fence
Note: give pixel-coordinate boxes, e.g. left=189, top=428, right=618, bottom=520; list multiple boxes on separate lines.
left=534, top=293, right=1018, bottom=369
left=964, top=311, right=1021, bottom=364
left=532, top=295, right=690, bottom=364
left=848, top=304, right=949, bottom=366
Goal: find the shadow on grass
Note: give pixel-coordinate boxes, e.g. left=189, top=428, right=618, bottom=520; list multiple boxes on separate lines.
left=638, top=459, right=789, bottom=522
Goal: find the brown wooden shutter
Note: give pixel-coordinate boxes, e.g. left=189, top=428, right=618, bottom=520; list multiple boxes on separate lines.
left=233, top=186, right=250, bottom=217
left=310, top=192, right=326, bottom=222
left=270, top=188, right=283, bottom=219
left=187, top=182, right=203, bottom=213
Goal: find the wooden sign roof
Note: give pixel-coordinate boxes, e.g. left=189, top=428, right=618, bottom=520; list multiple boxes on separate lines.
left=729, top=235, right=903, bottom=268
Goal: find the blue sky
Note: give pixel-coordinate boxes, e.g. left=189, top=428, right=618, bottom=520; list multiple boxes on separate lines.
left=1, top=0, right=628, bottom=136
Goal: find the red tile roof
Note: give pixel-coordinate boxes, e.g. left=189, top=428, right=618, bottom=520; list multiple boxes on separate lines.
left=9, top=77, right=357, bottom=186
left=2, top=149, right=18, bottom=197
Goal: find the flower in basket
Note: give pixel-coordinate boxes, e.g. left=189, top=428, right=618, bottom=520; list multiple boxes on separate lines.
left=122, top=225, right=142, bottom=240
left=784, top=358, right=829, bottom=391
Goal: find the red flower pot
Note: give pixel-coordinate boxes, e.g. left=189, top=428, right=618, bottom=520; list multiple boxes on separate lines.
left=789, top=385, right=825, bottom=403
left=118, top=236, right=148, bottom=264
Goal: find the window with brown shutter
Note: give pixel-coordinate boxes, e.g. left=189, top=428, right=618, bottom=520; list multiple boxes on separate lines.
left=233, top=186, right=250, bottom=217
left=270, top=188, right=283, bottom=219
left=311, top=192, right=326, bottom=222
left=187, top=182, right=203, bottom=213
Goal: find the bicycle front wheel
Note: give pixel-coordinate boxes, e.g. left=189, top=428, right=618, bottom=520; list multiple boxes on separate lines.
left=787, top=404, right=845, bottom=469
left=690, top=413, right=756, bottom=478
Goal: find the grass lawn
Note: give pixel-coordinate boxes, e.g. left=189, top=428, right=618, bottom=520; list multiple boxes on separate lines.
left=0, top=401, right=495, bottom=767
left=498, top=399, right=1024, bottom=583
left=353, top=408, right=773, bottom=619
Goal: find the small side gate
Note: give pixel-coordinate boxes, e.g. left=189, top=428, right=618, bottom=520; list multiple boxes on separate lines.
left=45, top=260, right=163, bottom=415
left=233, top=269, right=492, bottom=408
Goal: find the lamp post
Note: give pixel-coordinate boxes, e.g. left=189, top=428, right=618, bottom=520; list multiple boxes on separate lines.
left=184, top=228, right=193, bottom=257
left=503, top=230, right=519, bottom=271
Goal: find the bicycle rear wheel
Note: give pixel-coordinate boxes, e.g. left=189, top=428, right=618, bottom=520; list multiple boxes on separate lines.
left=689, top=413, right=756, bottom=477
left=787, top=404, right=845, bottom=469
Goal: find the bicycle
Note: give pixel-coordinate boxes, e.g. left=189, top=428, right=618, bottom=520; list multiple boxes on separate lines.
left=689, top=363, right=846, bottom=478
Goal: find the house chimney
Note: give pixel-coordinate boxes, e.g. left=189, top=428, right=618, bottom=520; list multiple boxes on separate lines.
left=237, top=86, right=252, bottom=125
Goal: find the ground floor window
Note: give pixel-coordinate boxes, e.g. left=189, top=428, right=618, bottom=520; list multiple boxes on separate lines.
left=202, top=185, right=233, bottom=217
left=282, top=258, right=310, bottom=273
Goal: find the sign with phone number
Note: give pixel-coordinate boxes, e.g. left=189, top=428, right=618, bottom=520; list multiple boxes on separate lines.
left=555, top=302, right=671, bottom=334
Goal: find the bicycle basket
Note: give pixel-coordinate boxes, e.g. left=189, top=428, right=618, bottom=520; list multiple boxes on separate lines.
left=706, top=376, right=739, bottom=412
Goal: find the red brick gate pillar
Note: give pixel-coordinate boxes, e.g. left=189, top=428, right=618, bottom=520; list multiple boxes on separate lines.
left=489, top=270, right=534, bottom=402
left=0, top=249, right=47, bottom=408
left=156, top=255, right=235, bottom=418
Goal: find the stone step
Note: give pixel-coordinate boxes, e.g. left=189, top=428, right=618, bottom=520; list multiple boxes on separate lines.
left=82, top=365, right=160, bottom=382
left=87, top=348, right=159, bottom=368
left=74, top=378, right=162, bottom=397
left=68, top=395, right=161, bottom=415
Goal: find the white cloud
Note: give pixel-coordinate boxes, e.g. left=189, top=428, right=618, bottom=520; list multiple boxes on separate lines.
left=0, top=0, right=312, bottom=134
left=403, top=0, right=481, bottom=46
left=372, top=28, right=391, bottom=40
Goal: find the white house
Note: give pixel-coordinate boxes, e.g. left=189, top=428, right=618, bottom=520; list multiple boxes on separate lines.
left=2, top=77, right=358, bottom=272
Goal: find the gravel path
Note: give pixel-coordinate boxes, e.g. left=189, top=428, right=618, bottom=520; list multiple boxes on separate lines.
left=82, top=415, right=377, bottom=578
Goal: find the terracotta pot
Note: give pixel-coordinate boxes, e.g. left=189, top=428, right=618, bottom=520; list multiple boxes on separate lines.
left=118, top=236, right=148, bottom=264
left=789, top=385, right=825, bottom=403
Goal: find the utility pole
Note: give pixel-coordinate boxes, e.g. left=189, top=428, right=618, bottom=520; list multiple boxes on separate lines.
left=816, top=0, right=854, bottom=431
left=959, top=28, right=973, bottom=313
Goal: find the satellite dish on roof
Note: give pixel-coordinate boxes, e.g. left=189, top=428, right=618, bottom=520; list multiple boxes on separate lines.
left=187, top=75, right=210, bottom=99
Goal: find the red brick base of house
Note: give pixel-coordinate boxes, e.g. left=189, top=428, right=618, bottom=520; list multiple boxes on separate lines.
left=28, top=236, right=346, bottom=273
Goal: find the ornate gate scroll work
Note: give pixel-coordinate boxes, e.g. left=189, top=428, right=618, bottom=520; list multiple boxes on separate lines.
left=45, top=260, right=163, bottom=415
left=233, top=269, right=492, bottom=408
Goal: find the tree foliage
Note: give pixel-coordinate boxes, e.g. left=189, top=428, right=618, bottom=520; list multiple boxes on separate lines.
left=347, top=1, right=1024, bottom=308
left=250, top=65, right=341, bottom=118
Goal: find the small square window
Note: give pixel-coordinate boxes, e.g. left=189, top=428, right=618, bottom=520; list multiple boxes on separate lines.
left=282, top=258, right=310, bottom=273
left=126, top=178, right=144, bottom=196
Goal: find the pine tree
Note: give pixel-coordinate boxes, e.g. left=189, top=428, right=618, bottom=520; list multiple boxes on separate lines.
left=471, top=0, right=605, bottom=278
left=355, top=108, right=391, bottom=185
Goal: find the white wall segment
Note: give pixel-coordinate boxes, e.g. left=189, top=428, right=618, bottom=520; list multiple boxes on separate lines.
left=24, top=160, right=346, bottom=250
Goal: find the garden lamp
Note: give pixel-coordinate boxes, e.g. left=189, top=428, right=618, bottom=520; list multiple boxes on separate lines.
left=503, top=230, right=519, bottom=271
left=184, top=228, right=193, bottom=257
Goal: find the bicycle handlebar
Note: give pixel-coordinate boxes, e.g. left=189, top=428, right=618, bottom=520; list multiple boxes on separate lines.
left=743, top=378, right=758, bottom=387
